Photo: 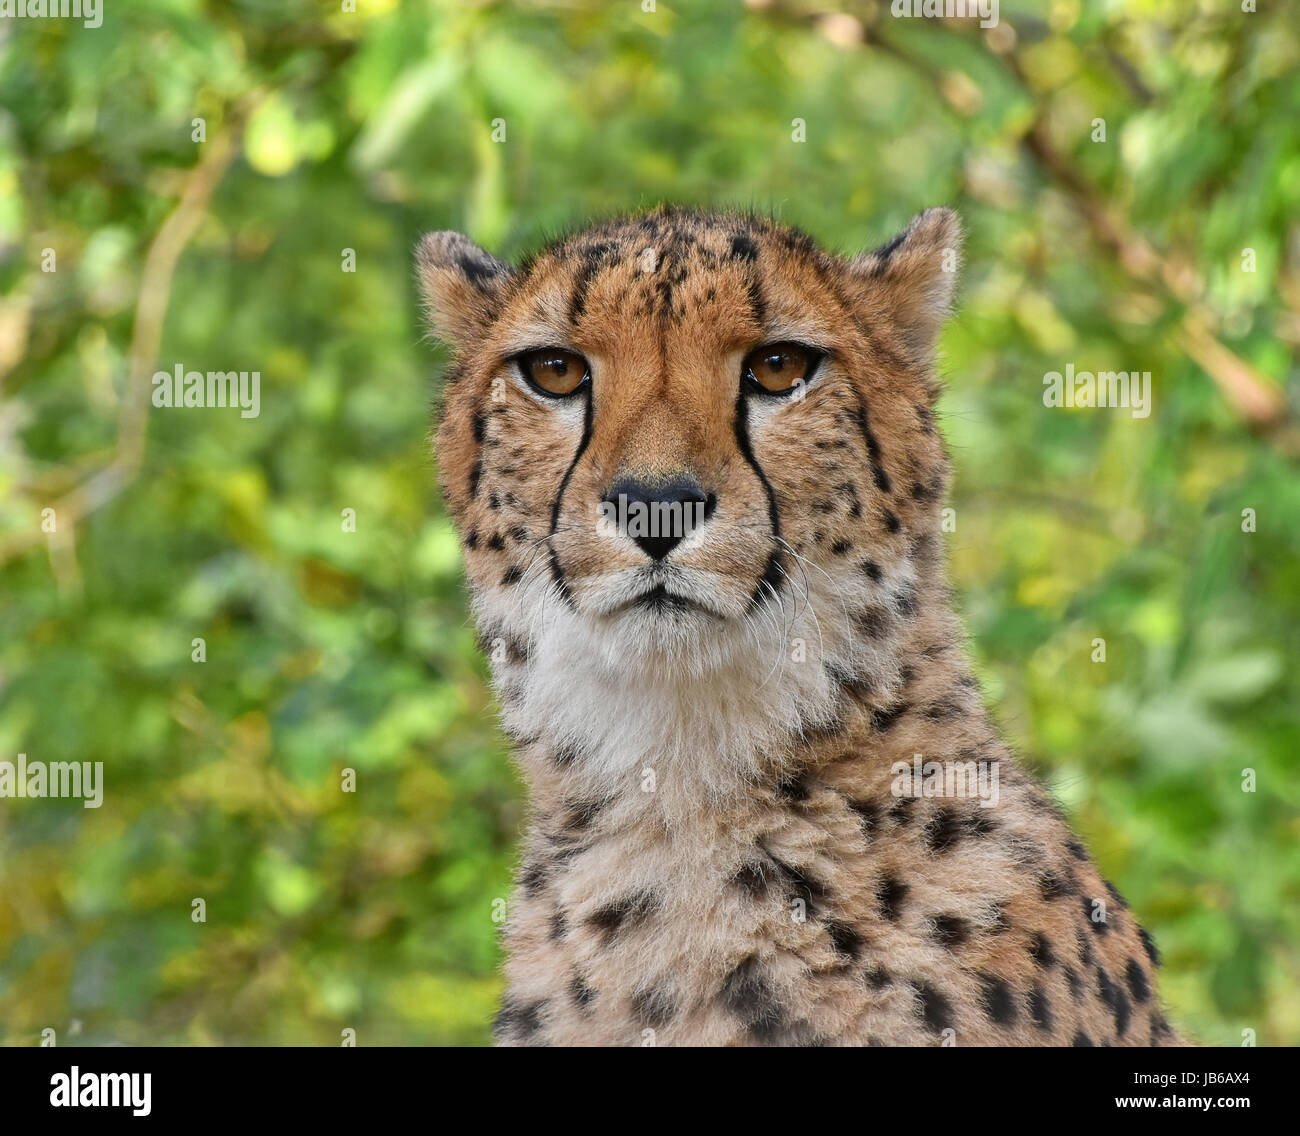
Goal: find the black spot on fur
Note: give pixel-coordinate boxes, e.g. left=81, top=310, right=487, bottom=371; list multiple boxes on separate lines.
left=1104, top=879, right=1129, bottom=909
left=888, top=796, right=917, bottom=825
left=472, top=410, right=486, bottom=444
left=1138, top=925, right=1161, bottom=967
left=731, top=860, right=769, bottom=898
left=552, top=742, right=581, bottom=768
left=494, top=997, right=545, bottom=1041
left=1096, top=965, right=1132, bottom=1037
left=775, top=771, right=810, bottom=802
left=876, top=876, right=908, bottom=922
left=848, top=799, right=879, bottom=840
left=1125, top=958, right=1151, bottom=1004
left=913, top=982, right=954, bottom=1032
left=1066, top=838, right=1088, bottom=861
left=1029, top=931, right=1057, bottom=969
left=860, top=559, right=882, bottom=582
left=519, top=861, right=547, bottom=896
left=883, top=509, right=902, bottom=533
left=930, top=914, right=970, bottom=949
left=1038, top=870, right=1073, bottom=901
left=988, top=902, right=1011, bottom=934
left=855, top=605, right=893, bottom=640
left=870, top=701, right=909, bottom=733
left=766, top=853, right=828, bottom=917
left=729, top=233, right=759, bottom=262
left=831, top=540, right=852, bottom=556
left=1072, top=1030, right=1094, bottom=1046
left=893, top=586, right=919, bottom=617
left=631, top=985, right=678, bottom=1029
left=925, top=806, right=997, bottom=853
left=549, top=909, right=567, bottom=940
left=487, top=532, right=506, bottom=551
left=866, top=966, right=892, bottom=989
left=978, top=973, right=1018, bottom=1026
left=549, top=837, right=587, bottom=864
left=829, top=662, right=878, bottom=701
left=910, top=529, right=939, bottom=565
left=1076, top=926, right=1095, bottom=967
left=570, top=974, right=596, bottom=1010
left=920, top=699, right=964, bottom=722
left=561, top=796, right=609, bottom=831
left=1064, top=964, right=1083, bottom=1002
left=721, top=956, right=783, bottom=1041
left=1029, top=985, right=1053, bottom=1033
left=501, top=565, right=523, bottom=586
left=468, top=459, right=482, bottom=498
left=587, top=888, right=660, bottom=942
left=826, top=920, right=862, bottom=960
left=465, top=528, right=479, bottom=550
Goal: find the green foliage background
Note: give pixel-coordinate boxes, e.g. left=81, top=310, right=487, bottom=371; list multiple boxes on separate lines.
left=1, top=0, right=1297, bottom=1046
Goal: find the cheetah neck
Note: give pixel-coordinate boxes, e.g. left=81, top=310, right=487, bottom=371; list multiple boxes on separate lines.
left=489, top=584, right=1032, bottom=1047
left=480, top=557, right=980, bottom=823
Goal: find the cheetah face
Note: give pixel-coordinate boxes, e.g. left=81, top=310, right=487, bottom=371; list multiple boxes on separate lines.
left=418, top=207, right=959, bottom=671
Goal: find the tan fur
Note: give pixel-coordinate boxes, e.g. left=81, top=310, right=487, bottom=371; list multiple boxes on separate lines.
left=417, top=206, right=1181, bottom=1046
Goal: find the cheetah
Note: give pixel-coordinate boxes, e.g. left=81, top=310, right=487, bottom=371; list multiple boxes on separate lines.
left=415, top=205, right=1181, bottom=1046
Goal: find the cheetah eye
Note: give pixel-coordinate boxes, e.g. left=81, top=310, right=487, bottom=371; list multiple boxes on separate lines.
left=742, top=342, right=823, bottom=396
left=515, top=348, right=590, bottom=398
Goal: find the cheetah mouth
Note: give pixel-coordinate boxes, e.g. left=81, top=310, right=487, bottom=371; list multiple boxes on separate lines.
left=611, top=583, right=725, bottom=620
left=631, top=585, right=704, bottom=613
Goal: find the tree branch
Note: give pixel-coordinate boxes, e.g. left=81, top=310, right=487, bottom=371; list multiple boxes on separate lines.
left=0, top=97, right=258, bottom=566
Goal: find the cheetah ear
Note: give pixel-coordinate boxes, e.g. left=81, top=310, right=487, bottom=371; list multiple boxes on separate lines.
left=415, top=231, right=513, bottom=345
left=848, top=207, right=962, bottom=367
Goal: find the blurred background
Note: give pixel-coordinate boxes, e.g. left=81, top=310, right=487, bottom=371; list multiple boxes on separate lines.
left=1, top=0, right=1297, bottom=1047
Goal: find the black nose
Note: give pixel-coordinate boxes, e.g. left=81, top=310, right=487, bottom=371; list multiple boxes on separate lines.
left=601, top=477, right=716, bottom=560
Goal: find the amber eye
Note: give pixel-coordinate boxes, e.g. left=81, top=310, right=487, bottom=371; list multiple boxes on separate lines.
left=742, top=342, right=822, bottom=395
left=516, top=348, right=590, bottom=398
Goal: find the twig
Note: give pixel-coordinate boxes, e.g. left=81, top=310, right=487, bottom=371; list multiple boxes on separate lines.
left=0, top=101, right=260, bottom=565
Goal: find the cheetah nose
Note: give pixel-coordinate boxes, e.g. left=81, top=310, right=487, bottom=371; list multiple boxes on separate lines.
left=601, top=477, right=717, bottom=561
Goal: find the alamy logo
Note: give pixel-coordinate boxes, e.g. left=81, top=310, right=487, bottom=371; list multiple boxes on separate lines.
left=0, top=753, right=104, bottom=808
left=1043, top=364, right=1151, bottom=418
left=891, top=0, right=998, bottom=30
left=0, top=0, right=101, bottom=28
left=50, top=1067, right=151, bottom=1116
left=152, top=364, right=261, bottom=418
left=891, top=754, right=1000, bottom=809
left=596, top=494, right=708, bottom=543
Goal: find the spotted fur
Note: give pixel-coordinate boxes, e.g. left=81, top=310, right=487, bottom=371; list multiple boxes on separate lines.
left=416, top=205, right=1181, bottom=1047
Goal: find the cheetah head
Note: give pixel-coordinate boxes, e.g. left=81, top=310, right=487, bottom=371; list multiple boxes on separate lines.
left=417, top=207, right=960, bottom=772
